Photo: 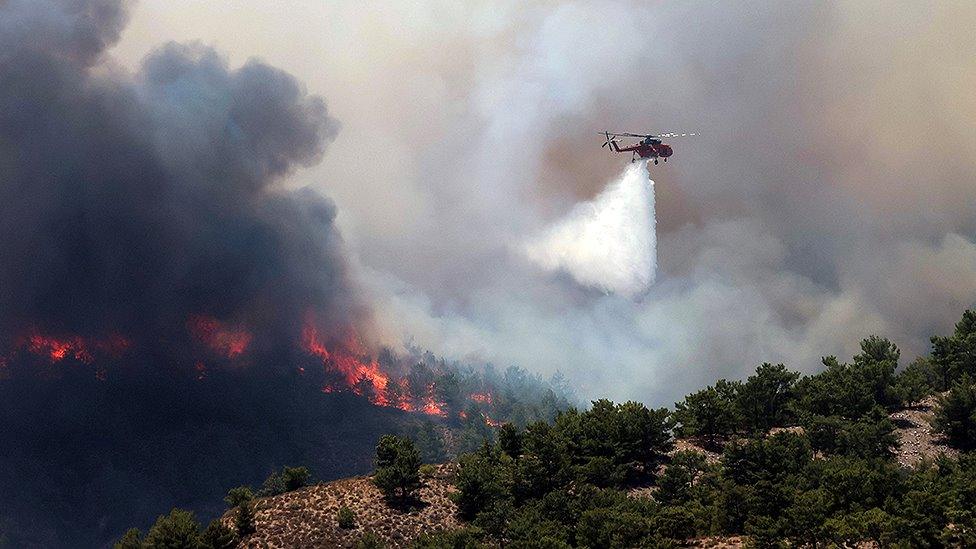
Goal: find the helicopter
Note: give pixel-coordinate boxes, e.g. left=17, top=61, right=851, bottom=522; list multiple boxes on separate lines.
left=600, top=131, right=696, bottom=164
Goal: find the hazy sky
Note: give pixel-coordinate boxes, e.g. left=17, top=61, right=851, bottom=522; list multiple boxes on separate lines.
left=111, top=1, right=976, bottom=405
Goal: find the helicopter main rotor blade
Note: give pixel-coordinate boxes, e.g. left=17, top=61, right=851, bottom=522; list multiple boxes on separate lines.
left=597, top=131, right=651, bottom=138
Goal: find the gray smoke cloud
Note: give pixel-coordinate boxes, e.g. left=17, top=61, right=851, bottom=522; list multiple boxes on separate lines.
left=220, top=0, right=973, bottom=406
left=83, top=1, right=976, bottom=402
left=0, top=0, right=355, bottom=351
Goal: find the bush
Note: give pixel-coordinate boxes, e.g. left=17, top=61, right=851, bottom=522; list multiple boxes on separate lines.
left=200, top=519, right=237, bottom=549
left=655, top=451, right=710, bottom=506
left=357, top=531, right=386, bottom=549
left=673, top=382, right=738, bottom=447
left=804, top=408, right=897, bottom=459
left=224, top=485, right=254, bottom=508
left=338, top=506, right=356, bottom=529
left=235, top=501, right=256, bottom=537
left=895, top=358, right=937, bottom=405
left=736, top=363, right=799, bottom=433
left=419, top=463, right=437, bottom=478
left=411, top=527, right=485, bottom=548
left=258, top=470, right=286, bottom=497
left=930, top=310, right=976, bottom=390
left=933, top=374, right=976, bottom=450
left=411, top=421, right=449, bottom=463
left=498, top=423, right=522, bottom=459
left=374, top=435, right=422, bottom=502
left=282, top=466, right=311, bottom=491
left=453, top=443, right=507, bottom=520
left=144, top=508, right=201, bottom=548
left=257, top=466, right=311, bottom=496
left=113, top=528, right=143, bottom=549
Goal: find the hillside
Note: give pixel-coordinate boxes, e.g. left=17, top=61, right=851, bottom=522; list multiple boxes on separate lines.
left=224, top=397, right=956, bottom=548
left=229, top=465, right=459, bottom=548
left=116, top=311, right=976, bottom=548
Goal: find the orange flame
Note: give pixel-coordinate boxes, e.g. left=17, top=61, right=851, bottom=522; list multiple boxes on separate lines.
left=299, top=317, right=455, bottom=416
left=187, top=315, right=252, bottom=358
left=419, top=383, right=447, bottom=417
left=469, top=392, right=494, bottom=405
left=23, top=328, right=129, bottom=365
left=301, top=320, right=390, bottom=406
left=9, top=318, right=500, bottom=421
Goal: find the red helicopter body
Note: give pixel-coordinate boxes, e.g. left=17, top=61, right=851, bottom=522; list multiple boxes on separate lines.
left=600, top=131, right=694, bottom=164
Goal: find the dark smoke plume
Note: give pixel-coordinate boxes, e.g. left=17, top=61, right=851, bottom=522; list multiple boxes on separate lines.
left=0, top=1, right=392, bottom=546
left=0, top=0, right=350, bottom=350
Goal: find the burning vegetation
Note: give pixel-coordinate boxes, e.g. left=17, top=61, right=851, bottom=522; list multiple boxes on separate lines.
left=3, top=314, right=512, bottom=422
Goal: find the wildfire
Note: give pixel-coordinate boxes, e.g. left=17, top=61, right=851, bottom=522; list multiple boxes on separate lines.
left=299, top=317, right=455, bottom=416
left=463, top=392, right=501, bottom=426
left=28, top=332, right=92, bottom=363
left=187, top=315, right=252, bottom=358
left=470, top=392, right=494, bottom=405
left=301, top=319, right=390, bottom=407
left=23, top=328, right=129, bottom=364
left=419, top=383, right=447, bottom=417
left=6, top=317, right=500, bottom=422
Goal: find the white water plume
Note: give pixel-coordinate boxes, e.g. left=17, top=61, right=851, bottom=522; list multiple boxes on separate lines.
left=523, top=161, right=656, bottom=298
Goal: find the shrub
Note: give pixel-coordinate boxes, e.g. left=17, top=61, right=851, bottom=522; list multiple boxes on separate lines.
left=673, top=383, right=738, bottom=447
left=200, top=519, right=237, bottom=549
left=338, top=506, right=356, bottom=529
left=930, top=310, right=976, bottom=390
left=224, top=485, right=254, bottom=508
left=419, top=463, right=437, bottom=478
left=933, top=374, right=976, bottom=450
left=656, top=451, right=709, bottom=506
left=113, top=528, right=143, bottom=549
left=804, top=409, right=897, bottom=459
left=411, top=527, right=485, bottom=548
left=357, top=531, right=386, bottom=549
left=282, top=466, right=311, bottom=491
left=736, top=363, right=799, bottom=433
left=498, top=423, right=522, bottom=459
left=453, top=443, right=507, bottom=520
left=144, top=508, right=201, bottom=548
left=894, top=358, right=937, bottom=405
left=411, top=421, right=449, bottom=463
left=374, top=435, right=422, bottom=502
left=258, top=470, right=286, bottom=497
left=235, top=501, right=256, bottom=537
left=257, top=466, right=310, bottom=497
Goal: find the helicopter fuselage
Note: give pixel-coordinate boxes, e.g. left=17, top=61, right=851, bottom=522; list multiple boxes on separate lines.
left=610, top=139, right=673, bottom=163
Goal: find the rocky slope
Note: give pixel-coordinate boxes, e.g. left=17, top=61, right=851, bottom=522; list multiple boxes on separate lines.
left=229, top=465, right=459, bottom=548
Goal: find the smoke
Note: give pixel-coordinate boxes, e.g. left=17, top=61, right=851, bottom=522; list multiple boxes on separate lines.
left=101, top=1, right=976, bottom=410
left=170, top=0, right=972, bottom=407
left=5, top=3, right=976, bottom=542
left=0, top=0, right=355, bottom=361
left=523, top=161, right=656, bottom=297
left=0, top=1, right=404, bottom=546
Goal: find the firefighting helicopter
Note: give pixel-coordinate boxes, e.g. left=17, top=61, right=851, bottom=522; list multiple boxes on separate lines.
left=599, top=131, right=696, bottom=164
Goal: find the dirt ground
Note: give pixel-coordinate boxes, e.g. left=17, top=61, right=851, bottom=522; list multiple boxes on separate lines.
left=230, top=464, right=459, bottom=548
left=889, top=393, right=958, bottom=468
